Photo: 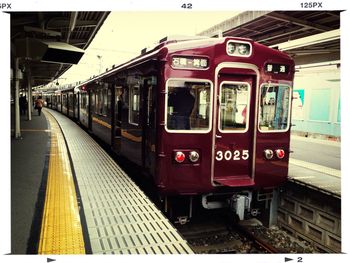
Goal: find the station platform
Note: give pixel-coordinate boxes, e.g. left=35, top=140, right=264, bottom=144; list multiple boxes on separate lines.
left=11, top=107, right=51, bottom=254
left=288, top=159, right=341, bottom=198
left=11, top=108, right=193, bottom=254
left=288, top=134, right=341, bottom=198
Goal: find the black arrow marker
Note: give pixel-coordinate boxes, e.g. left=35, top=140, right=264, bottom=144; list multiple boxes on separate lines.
left=47, top=258, right=56, bottom=263
left=285, top=257, right=293, bottom=262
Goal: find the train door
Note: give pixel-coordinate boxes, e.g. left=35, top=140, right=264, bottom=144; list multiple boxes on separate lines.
left=75, top=92, right=79, bottom=120
left=79, top=90, right=88, bottom=127
left=142, top=77, right=157, bottom=174
left=113, top=86, right=123, bottom=153
left=88, top=89, right=93, bottom=131
left=212, top=74, right=255, bottom=186
left=68, top=92, right=73, bottom=117
left=62, top=93, right=67, bottom=115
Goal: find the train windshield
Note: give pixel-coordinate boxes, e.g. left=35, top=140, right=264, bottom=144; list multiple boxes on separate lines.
left=219, top=83, right=249, bottom=132
left=166, top=79, right=212, bottom=132
left=259, top=84, right=291, bottom=131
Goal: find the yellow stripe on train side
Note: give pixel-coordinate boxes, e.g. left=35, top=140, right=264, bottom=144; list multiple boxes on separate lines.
left=92, top=116, right=143, bottom=143
left=121, top=129, right=142, bottom=143
left=92, top=116, right=111, bottom=129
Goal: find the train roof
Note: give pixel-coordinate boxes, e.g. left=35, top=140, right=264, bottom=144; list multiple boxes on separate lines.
left=76, top=36, right=292, bottom=89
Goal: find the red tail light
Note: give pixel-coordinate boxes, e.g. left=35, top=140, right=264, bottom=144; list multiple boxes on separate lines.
left=275, top=149, right=285, bottom=159
left=175, top=151, right=186, bottom=163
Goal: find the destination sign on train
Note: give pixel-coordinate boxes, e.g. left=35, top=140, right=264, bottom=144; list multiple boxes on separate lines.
left=265, top=63, right=290, bottom=74
left=172, top=56, right=209, bottom=69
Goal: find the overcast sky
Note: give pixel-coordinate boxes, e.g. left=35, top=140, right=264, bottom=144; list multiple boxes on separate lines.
left=57, top=11, right=238, bottom=86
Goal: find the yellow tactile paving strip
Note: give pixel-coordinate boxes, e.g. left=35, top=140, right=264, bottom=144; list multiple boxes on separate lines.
left=38, top=111, right=85, bottom=254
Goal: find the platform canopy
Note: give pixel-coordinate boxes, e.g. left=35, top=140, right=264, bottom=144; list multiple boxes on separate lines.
left=198, top=11, right=340, bottom=65
left=11, top=12, right=110, bottom=87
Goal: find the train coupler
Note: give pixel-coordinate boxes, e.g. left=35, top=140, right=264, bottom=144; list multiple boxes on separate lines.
left=229, top=194, right=252, bottom=221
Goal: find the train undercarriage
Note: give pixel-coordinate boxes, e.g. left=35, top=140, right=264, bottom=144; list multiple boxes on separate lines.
left=162, top=188, right=281, bottom=226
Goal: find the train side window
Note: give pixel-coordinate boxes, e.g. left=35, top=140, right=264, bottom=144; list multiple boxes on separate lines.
left=107, top=88, right=111, bottom=113
left=63, top=95, right=67, bottom=107
left=97, top=89, right=102, bottom=115
left=74, top=93, right=78, bottom=108
left=115, top=86, right=123, bottom=118
left=91, top=92, right=95, bottom=113
left=259, top=84, right=291, bottom=132
left=102, top=87, right=108, bottom=115
left=146, top=86, right=152, bottom=126
left=219, top=83, right=249, bottom=132
left=80, top=93, right=87, bottom=113
left=96, top=90, right=100, bottom=114
left=129, top=85, right=140, bottom=125
left=95, top=86, right=108, bottom=116
left=199, top=90, right=209, bottom=119
left=69, top=94, right=73, bottom=108
left=166, top=79, right=212, bottom=132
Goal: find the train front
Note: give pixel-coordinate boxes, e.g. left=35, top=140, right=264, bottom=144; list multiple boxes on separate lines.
left=157, top=37, right=295, bottom=221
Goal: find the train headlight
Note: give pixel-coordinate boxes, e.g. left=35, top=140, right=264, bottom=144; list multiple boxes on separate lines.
left=237, top=44, right=250, bottom=55
left=175, top=151, right=186, bottom=163
left=227, top=41, right=252, bottom=57
left=189, top=151, right=200, bottom=163
left=264, top=149, right=274, bottom=160
left=227, top=42, right=235, bottom=55
left=275, top=149, right=285, bottom=159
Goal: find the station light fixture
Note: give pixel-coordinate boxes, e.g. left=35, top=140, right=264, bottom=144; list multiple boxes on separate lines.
left=15, top=38, right=84, bottom=64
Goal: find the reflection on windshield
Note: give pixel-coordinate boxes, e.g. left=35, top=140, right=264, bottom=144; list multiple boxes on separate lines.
left=167, top=80, right=211, bottom=131
left=259, top=84, right=291, bottom=131
left=220, top=83, right=249, bottom=131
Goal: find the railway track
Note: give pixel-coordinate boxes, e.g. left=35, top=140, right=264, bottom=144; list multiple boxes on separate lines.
left=175, top=210, right=313, bottom=254
left=235, top=223, right=279, bottom=253
left=176, top=211, right=269, bottom=253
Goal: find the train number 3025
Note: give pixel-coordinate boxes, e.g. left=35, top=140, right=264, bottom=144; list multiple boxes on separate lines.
left=216, top=150, right=249, bottom=161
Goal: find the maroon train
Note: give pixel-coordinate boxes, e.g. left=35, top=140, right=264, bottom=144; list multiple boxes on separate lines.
left=45, top=36, right=295, bottom=222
